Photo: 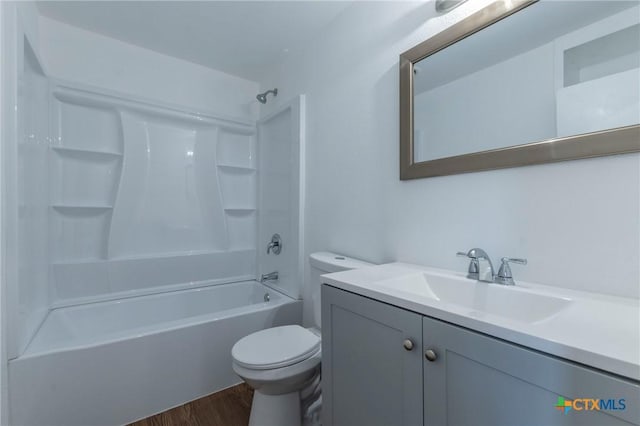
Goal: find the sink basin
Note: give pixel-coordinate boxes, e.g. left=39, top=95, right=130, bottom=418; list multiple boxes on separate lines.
left=373, top=271, right=572, bottom=323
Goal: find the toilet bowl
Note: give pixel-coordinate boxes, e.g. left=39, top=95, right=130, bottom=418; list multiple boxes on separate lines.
left=232, top=325, right=321, bottom=426
left=231, top=252, right=372, bottom=426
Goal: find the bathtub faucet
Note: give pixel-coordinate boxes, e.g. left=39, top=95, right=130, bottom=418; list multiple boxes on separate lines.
left=261, top=271, right=278, bottom=283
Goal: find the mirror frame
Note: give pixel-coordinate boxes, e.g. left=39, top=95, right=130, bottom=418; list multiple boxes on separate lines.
left=399, top=0, right=640, bottom=180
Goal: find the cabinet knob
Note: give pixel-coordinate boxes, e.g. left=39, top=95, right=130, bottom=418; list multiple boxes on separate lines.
left=425, top=349, right=438, bottom=362
left=403, top=339, right=414, bottom=351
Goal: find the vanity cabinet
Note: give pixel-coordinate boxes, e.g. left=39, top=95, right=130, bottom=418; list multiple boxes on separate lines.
left=321, top=283, right=423, bottom=426
left=322, top=284, right=640, bottom=426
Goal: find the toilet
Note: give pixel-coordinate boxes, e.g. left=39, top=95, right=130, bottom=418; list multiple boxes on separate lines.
left=231, top=252, right=372, bottom=426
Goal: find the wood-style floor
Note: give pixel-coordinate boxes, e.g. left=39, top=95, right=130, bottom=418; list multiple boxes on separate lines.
left=129, top=384, right=253, bottom=426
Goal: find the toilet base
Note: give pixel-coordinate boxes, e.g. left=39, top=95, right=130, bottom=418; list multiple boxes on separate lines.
left=249, top=390, right=300, bottom=426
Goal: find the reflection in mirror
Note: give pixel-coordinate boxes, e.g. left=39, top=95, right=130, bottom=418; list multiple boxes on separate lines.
left=412, top=1, right=639, bottom=164
left=435, top=0, right=469, bottom=13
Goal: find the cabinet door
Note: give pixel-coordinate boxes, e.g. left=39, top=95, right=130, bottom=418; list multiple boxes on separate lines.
left=423, top=316, right=640, bottom=426
left=322, top=285, right=423, bottom=426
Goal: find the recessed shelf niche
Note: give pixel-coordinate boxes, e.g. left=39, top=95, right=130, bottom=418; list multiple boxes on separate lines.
left=53, top=96, right=123, bottom=153
left=216, top=128, right=257, bottom=251
left=51, top=146, right=123, bottom=157
left=563, top=24, right=639, bottom=87
left=50, top=148, right=122, bottom=206
left=217, top=130, right=255, bottom=169
left=217, top=164, right=256, bottom=172
left=49, top=91, right=124, bottom=265
left=555, top=7, right=640, bottom=137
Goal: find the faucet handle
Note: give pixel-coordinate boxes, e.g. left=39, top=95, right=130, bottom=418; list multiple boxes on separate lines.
left=495, top=257, right=527, bottom=285
left=456, top=250, right=479, bottom=279
left=267, top=233, right=282, bottom=255
left=502, top=257, right=527, bottom=266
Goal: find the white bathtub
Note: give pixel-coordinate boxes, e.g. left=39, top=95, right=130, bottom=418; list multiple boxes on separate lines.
left=9, top=281, right=302, bottom=426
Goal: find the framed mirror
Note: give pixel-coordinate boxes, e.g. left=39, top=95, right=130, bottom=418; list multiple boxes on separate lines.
left=399, top=0, right=640, bottom=180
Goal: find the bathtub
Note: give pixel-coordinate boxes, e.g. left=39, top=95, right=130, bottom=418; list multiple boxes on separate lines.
left=8, top=280, right=302, bottom=426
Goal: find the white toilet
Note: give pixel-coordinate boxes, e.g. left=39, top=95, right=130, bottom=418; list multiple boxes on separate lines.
left=231, top=252, right=372, bottom=426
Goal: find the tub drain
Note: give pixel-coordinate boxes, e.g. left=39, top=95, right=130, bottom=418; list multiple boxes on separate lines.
left=264, top=293, right=270, bottom=302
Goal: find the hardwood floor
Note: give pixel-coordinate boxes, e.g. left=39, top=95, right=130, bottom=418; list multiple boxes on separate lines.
left=129, top=384, right=253, bottom=426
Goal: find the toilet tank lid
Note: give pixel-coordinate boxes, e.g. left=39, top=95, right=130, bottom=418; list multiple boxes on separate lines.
left=309, top=252, right=373, bottom=273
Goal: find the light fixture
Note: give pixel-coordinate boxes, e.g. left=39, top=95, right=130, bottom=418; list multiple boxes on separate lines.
left=435, top=0, right=469, bottom=13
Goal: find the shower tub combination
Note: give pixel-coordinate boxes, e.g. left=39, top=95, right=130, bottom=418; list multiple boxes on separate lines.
left=9, top=281, right=301, bottom=426
left=8, top=33, right=305, bottom=426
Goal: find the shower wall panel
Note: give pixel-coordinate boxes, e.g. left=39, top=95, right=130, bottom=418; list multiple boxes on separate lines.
left=110, top=113, right=227, bottom=257
left=257, top=96, right=305, bottom=299
left=13, top=36, right=50, bottom=357
left=48, top=83, right=257, bottom=306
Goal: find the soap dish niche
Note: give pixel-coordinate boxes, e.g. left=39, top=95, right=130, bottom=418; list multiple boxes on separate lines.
left=53, top=95, right=123, bottom=154
left=50, top=149, right=122, bottom=206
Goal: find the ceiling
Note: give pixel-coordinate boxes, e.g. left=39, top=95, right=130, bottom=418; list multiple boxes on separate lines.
left=36, top=1, right=352, bottom=81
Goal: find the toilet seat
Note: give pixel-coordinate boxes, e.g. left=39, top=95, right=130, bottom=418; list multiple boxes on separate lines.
left=232, top=325, right=321, bottom=370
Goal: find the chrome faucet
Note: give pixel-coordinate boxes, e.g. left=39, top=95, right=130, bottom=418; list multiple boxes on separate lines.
left=260, top=271, right=278, bottom=283
left=457, top=248, right=495, bottom=282
left=457, top=249, right=527, bottom=285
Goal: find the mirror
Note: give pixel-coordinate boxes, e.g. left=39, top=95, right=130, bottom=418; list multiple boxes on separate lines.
left=400, top=0, right=640, bottom=180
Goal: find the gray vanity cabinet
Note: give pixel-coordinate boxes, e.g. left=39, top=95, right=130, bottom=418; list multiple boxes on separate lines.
left=322, top=284, right=640, bottom=426
left=321, top=284, right=423, bottom=426
left=423, top=316, right=639, bottom=426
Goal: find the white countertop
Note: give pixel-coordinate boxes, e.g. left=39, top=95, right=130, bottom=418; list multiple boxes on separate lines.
left=322, top=262, right=640, bottom=382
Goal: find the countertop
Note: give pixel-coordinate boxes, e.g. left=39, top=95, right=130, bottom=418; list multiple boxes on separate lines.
left=322, top=262, right=640, bottom=382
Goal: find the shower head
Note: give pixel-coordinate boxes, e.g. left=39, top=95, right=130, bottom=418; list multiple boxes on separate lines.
left=256, top=88, right=278, bottom=104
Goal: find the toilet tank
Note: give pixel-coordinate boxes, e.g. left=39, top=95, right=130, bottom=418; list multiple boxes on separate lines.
left=309, top=252, right=373, bottom=328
